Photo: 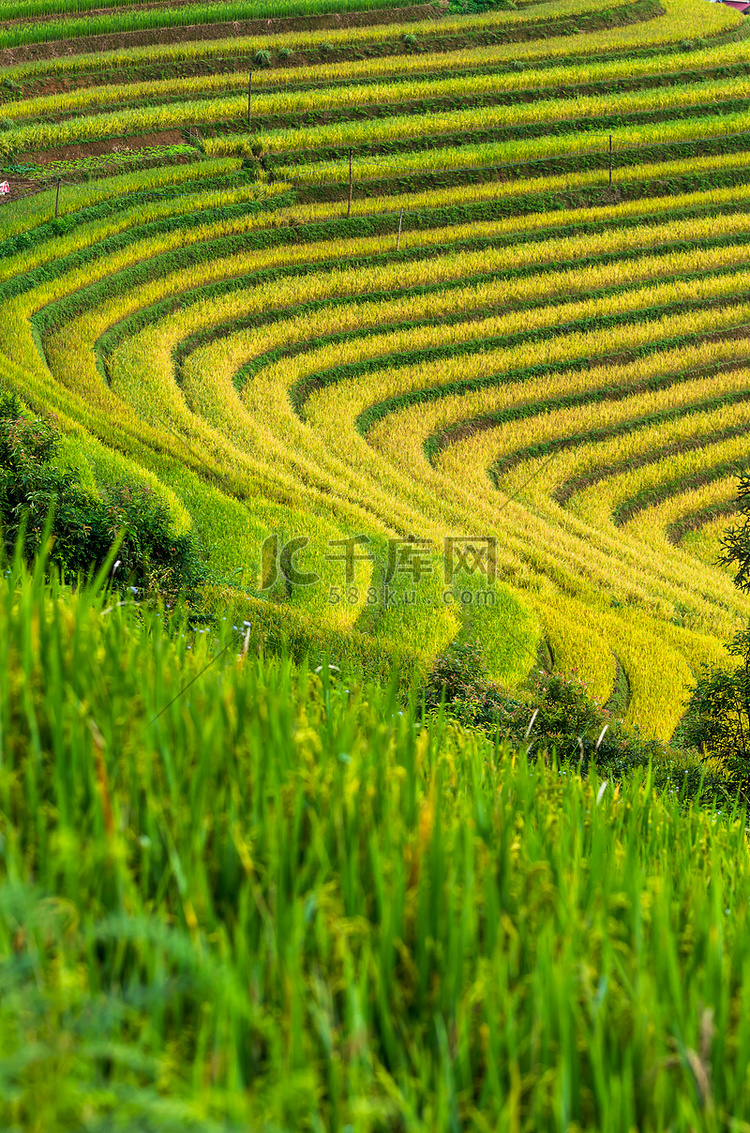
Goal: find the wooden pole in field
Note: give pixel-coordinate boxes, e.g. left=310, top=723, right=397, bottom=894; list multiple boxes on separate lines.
left=55, top=178, right=61, bottom=218
left=396, top=206, right=403, bottom=250
left=347, top=148, right=353, bottom=217
left=609, top=134, right=612, bottom=187
left=248, top=70, right=253, bottom=127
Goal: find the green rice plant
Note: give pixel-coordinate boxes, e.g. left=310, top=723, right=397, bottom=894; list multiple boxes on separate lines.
left=0, top=157, right=244, bottom=240
left=0, top=0, right=734, bottom=86
left=1, top=563, right=749, bottom=1130
left=246, top=68, right=750, bottom=156
left=271, top=101, right=750, bottom=183
left=0, top=0, right=402, bottom=51
left=0, top=0, right=613, bottom=53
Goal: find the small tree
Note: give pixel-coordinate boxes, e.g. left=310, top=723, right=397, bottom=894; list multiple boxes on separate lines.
left=679, top=629, right=750, bottom=789
left=0, top=391, right=205, bottom=604
left=720, top=473, right=750, bottom=594
left=678, top=478, right=750, bottom=790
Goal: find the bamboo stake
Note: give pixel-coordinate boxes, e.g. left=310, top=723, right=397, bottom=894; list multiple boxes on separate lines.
left=347, top=148, right=353, bottom=218
left=609, top=134, right=612, bottom=187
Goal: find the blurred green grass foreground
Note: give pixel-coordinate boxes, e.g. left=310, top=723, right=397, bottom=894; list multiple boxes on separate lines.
left=3, top=556, right=750, bottom=1133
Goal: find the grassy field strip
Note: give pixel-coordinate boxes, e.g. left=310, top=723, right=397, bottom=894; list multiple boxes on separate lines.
left=8, top=33, right=750, bottom=122
left=321, top=164, right=750, bottom=226
left=106, top=319, right=434, bottom=541
left=286, top=319, right=750, bottom=592
left=247, top=264, right=750, bottom=403
left=309, top=363, right=749, bottom=626
left=12, top=21, right=721, bottom=151
left=512, top=433, right=750, bottom=539
left=0, top=350, right=293, bottom=589
left=40, top=202, right=750, bottom=341
left=681, top=515, right=735, bottom=565
left=533, top=595, right=704, bottom=732
left=244, top=169, right=750, bottom=240
left=276, top=108, right=750, bottom=182
left=0, top=0, right=607, bottom=62
left=259, top=148, right=750, bottom=222
left=8, top=324, right=738, bottom=743
left=184, top=239, right=750, bottom=383
left=370, top=344, right=750, bottom=607
left=247, top=34, right=750, bottom=87
left=44, top=286, right=442, bottom=546
left=480, top=398, right=750, bottom=574
left=13, top=202, right=750, bottom=374
left=74, top=243, right=750, bottom=611
left=0, top=0, right=404, bottom=51
left=13, top=181, right=750, bottom=344
left=246, top=73, right=750, bottom=156
left=117, top=311, right=501, bottom=548
left=271, top=380, right=744, bottom=659
left=0, top=0, right=296, bottom=14
left=0, top=294, right=358, bottom=557
left=404, top=371, right=750, bottom=479
left=8, top=201, right=750, bottom=629
left=0, top=186, right=286, bottom=285
left=0, top=0, right=735, bottom=83
left=369, top=345, right=750, bottom=460
left=557, top=434, right=750, bottom=549
left=1, top=0, right=749, bottom=749
left=8, top=178, right=750, bottom=305
left=0, top=0, right=187, bottom=11
left=622, top=473, right=742, bottom=549
left=381, top=380, right=750, bottom=619
left=0, top=157, right=246, bottom=238
left=530, top=595, right=616, bottom=696
left=3, top=325, right=397, bottom=622
left=91, top=297, right=566, bottom=615
left=8, top=573, right=750, bottom=1128
left=15, top=47, right=750, bottom=123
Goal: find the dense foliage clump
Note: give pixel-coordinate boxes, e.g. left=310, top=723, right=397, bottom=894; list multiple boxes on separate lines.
left=0, top=392, right=205, bottom=604
left=423, top=640, right=729, bottom=801
left=677, top=628, right=750, bottom=789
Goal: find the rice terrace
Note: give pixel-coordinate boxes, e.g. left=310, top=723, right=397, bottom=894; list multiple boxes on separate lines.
left=9, top=0, right=750, bottom=1125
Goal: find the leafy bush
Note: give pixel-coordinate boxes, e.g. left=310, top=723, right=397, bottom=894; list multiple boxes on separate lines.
left=423, top=642, right=728, bottom=800
left=253, top=48, right=272, bottom=67
left=720, top=473, right=750, bottom=594
left=677, top=628, right=750, bottom=792
left=422, top=641, right=494, bottom=726
left=0, top=392, right=205, bottom=604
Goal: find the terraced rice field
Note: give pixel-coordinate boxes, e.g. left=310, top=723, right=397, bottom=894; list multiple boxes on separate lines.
left=2, top=0, right=750, bottom=738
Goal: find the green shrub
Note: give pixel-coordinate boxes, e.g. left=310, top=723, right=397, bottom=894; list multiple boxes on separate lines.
left=253, top=48, right=272, bottom=67
left=676, top=627, right=750, bottom=791
left=423, top=642, right=728, bottom=801
left=0, top=392, right=205, bottom=604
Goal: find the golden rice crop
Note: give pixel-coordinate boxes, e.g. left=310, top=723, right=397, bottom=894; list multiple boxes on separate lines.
left=253, top=72, right=750, bottom=155
left=276, top=105, right=750, bottom=183
left=13, top=54, right=750, bottom=127
left=0, top=0, right=736, bottom=88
